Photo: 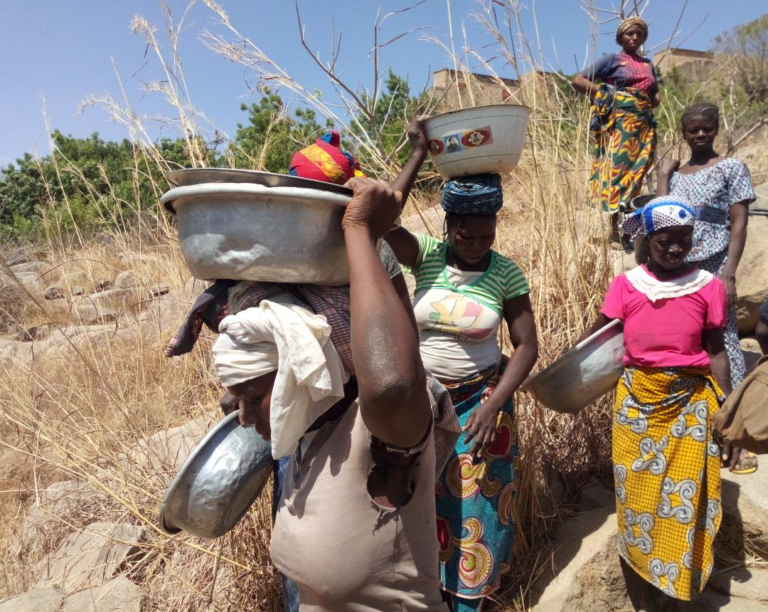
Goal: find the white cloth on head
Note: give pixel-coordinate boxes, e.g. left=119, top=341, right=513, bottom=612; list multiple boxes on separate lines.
left=212, top=293, right=349, bottom=459
left=621, top=195, right=695, bottom=240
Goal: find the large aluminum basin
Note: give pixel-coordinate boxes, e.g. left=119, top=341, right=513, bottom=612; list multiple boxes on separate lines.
left=521, top=320, right=625, bottom=414
left=161, top=182, right=352, bottom=285
left=159, top=412, right=272, bottom=539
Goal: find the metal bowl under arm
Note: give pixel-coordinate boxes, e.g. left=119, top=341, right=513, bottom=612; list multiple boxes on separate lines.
left=521, top=319, right=626, bottom=414
left=159, top=412, right=273, bottom=539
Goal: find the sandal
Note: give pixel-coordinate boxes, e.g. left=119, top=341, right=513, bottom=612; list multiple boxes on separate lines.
left=732, top=451, right=758, bottom=475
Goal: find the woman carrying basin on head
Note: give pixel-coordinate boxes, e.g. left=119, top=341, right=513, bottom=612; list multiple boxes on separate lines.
left=211, top=177, right=449, bottom=612
left=578, top=195, right=749, bottom=609
left=386, top=119, right=539, bottom=611
left=572, top=16, right=660, bottom=245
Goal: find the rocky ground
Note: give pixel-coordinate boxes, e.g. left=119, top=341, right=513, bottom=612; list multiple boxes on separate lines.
left=1, top=185, right=767, bottom=611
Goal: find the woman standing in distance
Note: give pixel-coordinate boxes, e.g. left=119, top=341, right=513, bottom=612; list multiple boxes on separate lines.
left=656, top=103, right=756, bottom=393
left=572, top=17, right=660, bottom=245
left=387, top=120, right=539, bottom=611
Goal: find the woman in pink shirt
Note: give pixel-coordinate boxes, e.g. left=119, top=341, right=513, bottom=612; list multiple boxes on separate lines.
left=579, top=196, right=746, bottom=608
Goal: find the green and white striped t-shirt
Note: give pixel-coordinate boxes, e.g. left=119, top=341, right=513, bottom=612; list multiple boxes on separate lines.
left=406, top=233, right=530, bottom=317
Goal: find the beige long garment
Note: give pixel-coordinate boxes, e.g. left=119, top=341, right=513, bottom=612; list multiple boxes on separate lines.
left=270, top=398, right=449, bottom=612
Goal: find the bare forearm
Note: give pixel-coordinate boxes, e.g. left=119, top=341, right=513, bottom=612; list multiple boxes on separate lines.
left=490, top=341, right=538, bottom=404
left=345, top=227, right=429, bottom=446
left=656, top=173, right=671, bottom=196
left=710, top=350, right=732, bottom=396
left=575, top=313, right=612, bottom=345
left=724, top=212, right=748, bottom=276
left=572, top=74, right=597, bottom=98
left=391, top=148, right=427, bottom=207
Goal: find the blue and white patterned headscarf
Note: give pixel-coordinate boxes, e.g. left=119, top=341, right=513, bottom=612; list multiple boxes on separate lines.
left=621, top=195, right=695, bottom=240
left=441, top=173, right=503, bottom=215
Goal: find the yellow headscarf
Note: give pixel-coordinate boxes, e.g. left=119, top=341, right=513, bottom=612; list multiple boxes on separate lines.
left=616, top=16, right=648, bottom=45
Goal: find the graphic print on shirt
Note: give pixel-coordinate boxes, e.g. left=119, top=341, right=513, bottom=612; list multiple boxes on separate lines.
left=418, top=289, right=498, bottom=341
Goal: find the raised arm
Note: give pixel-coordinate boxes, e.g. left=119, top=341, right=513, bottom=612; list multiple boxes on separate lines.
left=384, top=117, right=430, bottom=269
left=391, top=116, right=428, bottom=207
left=342, top=178, right=431, bottom=449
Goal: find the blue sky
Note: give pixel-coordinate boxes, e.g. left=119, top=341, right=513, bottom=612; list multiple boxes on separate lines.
left=2, top=1, right=766, bottom=166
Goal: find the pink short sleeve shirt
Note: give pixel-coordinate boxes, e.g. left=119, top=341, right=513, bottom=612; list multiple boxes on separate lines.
left=601, top=267, right=727, bottom=368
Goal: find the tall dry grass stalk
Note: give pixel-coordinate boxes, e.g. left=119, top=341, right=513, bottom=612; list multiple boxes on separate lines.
left=0, top=1, right=727, bottom=611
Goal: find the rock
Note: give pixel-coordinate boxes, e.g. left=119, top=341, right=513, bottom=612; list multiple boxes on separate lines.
left=9, top=261, right=47, bottom=275
left=77, top=288, right=133, bottom=311
left=736, top=215, right=768, bottom=335
left=721, top=469, right=768, bottom=556
left=44, top=285, right=66, bottom=300
left=578, top=477, right=616, bottom=512
left=0, top=587, right=65, bottom=612
left=48, top=297, right=70, bottom=312
left=37, top=522, right=146, bottom=593
left=148, top=283, right=170, bottom=297
left=740, top=338, right=764, bottom=375
left=530, top=506, right=618, bottom=610
left=114, top=270, right=140, bottom=289
left=183, top=277, right=208, bottom=300
left=710, top=567, right=768, bottom=603
left=131, top=417, right=211, bottom=473
left=62, top=575, right=145, bottom=612
left=13, top=325, right=50, bottom=342
left=94, top=279, right=112, bottom=291
left=21, top=481, right=105, bottom=538
left=72, top=285, right=86, bottom=296
left=76, top=303, right=118, bottom=324
left=138, top=290, right=187, bottom=337
left=15, top=272, right=45, bottom=292
left=118, top=252, right=160, bottom=266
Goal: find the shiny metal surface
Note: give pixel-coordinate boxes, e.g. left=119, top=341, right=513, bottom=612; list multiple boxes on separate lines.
left=165, top=168, right=353, bottom=200
left=159, top=412, right=273, bottom=539
left=160, top=182, right=352, bottom=285
left=424, top=104, right=530, bottom=179
left=521, top=319, right=625, bottom=414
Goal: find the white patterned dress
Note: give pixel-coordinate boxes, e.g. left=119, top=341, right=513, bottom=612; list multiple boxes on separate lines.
left=669, top=158, right=756, bottom=387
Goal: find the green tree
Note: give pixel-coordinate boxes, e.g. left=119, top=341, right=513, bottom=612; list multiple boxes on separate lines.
left=0, top=131, right=206, bottom=240
left=230, top=89, right=332, bottom=173
left=354, top=71, right=433, bottom=169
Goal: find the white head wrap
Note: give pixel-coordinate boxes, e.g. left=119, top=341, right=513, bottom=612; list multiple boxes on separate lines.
left=212, top=293, right=349, bottom=459
left=621, top=195, right=695, bottom=241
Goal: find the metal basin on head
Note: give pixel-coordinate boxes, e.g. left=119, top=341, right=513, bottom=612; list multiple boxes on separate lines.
left=160, top=172, right=353, bottom=285
left=521, top=319, right=625, bottom=414
left=424, top=104, right=530, bottom=179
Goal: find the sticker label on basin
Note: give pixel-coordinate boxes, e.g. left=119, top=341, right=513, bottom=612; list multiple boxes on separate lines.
left=429, top=126, right=494, bottom=156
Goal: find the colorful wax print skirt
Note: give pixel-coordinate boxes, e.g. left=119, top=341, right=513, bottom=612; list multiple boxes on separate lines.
left=436, top=367, right=518, bottom=606
left=613, top=366, right=723, bottom=601
left=589, top=87, right=656, bottom=213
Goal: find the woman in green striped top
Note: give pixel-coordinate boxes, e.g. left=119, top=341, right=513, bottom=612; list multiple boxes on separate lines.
left=386, top=120, right=538, bottom=612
